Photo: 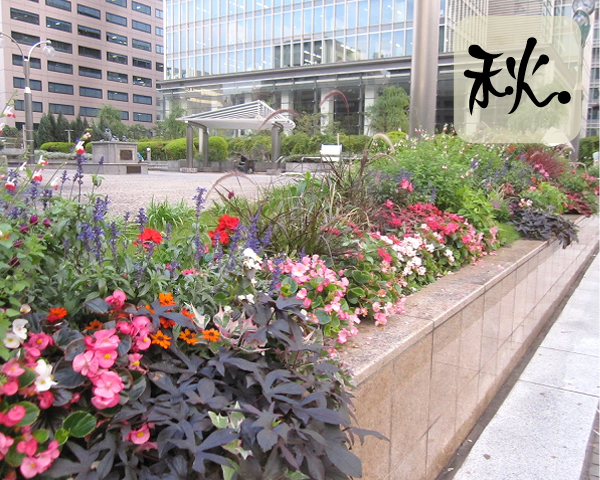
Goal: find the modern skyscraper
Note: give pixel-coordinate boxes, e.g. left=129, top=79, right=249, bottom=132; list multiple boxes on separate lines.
left=1, top=0, right=165, bottom=132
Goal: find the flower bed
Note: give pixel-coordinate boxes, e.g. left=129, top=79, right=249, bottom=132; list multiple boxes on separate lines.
left=0, top=129, right=597, bottom=479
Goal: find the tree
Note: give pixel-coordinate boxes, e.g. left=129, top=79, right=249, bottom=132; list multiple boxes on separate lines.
left=35, top=114, right=57, bottom=148
left=70, top=116, right=87, bottom=140
left=366, top=86, right=410, bottom=135
left=90, top=105, right=128, bottom=140
left=55, top=113, right=70, bottom=142
left=155, top=104, right=187, bottom=140
left=127, top=124, right=152, bottom=140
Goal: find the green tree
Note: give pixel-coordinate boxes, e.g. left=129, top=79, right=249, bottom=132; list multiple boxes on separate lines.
left=127, top=124, right=152, bottom=140
left=155, top=104, right=187, bottom=140
left=55, top=113, right=70, bottom=142
left=70, top=116, right=88, bottom=140
left=90, top=105, right=127, bottom=140
left=366, top=86, right=410, bottom=135
left=35, top=113, right=57, bottom=148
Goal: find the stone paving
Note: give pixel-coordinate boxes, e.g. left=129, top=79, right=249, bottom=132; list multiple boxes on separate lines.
left=59, top=170, right=296, bottom=216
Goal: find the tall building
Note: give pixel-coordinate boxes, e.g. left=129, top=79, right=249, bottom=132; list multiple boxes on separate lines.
left=0, top=0, right=165, bottom=132
left=158, top=0, right=595, bottom=137
left=586, top=1, right=599, bottom=136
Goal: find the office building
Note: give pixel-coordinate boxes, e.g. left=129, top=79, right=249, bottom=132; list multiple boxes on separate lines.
left=0, top=0, right=165, bottom=131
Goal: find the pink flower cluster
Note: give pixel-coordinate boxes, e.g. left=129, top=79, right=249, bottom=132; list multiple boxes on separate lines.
left=13, top=431, right=60, bottom=478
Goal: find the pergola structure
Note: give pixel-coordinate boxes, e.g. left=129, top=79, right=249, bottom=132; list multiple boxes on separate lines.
left=177, top=100, right=296, bottom=170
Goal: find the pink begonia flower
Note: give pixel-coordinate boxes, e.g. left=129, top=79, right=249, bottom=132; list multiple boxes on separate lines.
left=38, top=391, right=54, bottom=409
left=128, top=353, right=145, bottom=372
left=93, top=328, right=120, bottom=352
left=95, top=350, right=117, bottom=369
left=1, top=359, right=25, bottom=378
left=91, top=392, right=120, bottom=410
left=374, top=312, right=388, bottom=326
left=16, top=437, right=38, bottom=457
left=72, top=351, right=99, bottom=377
left=132, top=316, right=151, bottom=333
left=93, top=370, right=124, bottom=398
left=4, top=405, right=26, bottom=427
left=384, top=199, right=394, bottom=209
left=302, top=297, right=312, bottom=309
left=337, top=328, right=350, bottom=344
left=25, top=332, right=53, bottom=352
left=0, top=433, right=14, bottom=460
left=135, top=332, right=152, bottom=351
left=296, top=288, right=308, bottom=300
left=0, top=378, right=19, bottom=396
left=116, top=321, right=133, bottom=335
left=127, top=424, right=151, bottom=444
left=20, top=457, right=45, bottom=479
left=105, top=290, right=126, bottom=309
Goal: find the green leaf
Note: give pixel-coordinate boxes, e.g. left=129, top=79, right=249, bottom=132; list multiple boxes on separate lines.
left=4, top=445, right=24, bottom=467
left=63, top=411, right=96, bottom=438
left=351, top=270, right=370, bottom=284
left=33, top=429, right=50, bottom=443
left=18, top=368, right=37, bottom=389
left=17, top=401, right=40, bottom=427
left=315, top=309, right=331, bottom=325
left=214, top=292, right=227, bottom=304
left=55, top=428, right=69, bottom=445
left=281, top=277, right=298, bottom=295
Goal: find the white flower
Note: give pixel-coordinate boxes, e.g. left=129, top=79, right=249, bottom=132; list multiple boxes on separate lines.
left=12, top=319, right=29, bottom=340
left=34, top=359, right=57, bottom=392
left=20, top=304, right=31, bottom=314
left=3, top=332, right=23, bottom=349
left=237, top=294, right=255, bottom=304
left=223, top=306, right=233, bottom=314
left=18, top=162, right=27, bottom=172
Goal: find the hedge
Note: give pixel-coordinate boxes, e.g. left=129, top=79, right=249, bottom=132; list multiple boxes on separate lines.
left=39, top=142, right=75, bottom=153
left=137, top=141, right=168, bottom=161
left=164, top=136, right=229, bottom=161
left=579, top=136, right=599, bottom=167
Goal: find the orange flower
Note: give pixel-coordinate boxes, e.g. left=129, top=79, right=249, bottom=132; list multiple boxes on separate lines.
left=158, top=292, right=176, bottom=306
left=150, top=330, right=171, bottom=349
left=202, top=328, right=220, bottom=342
left=159, top=316, right=175, bottom=328
left=139, top=304, right=155, bottom=314
left=85, top=319, right=104, bottom=331
left=47, top=307, right=68, bottom=322
left=179, top=329, right=199, bottom=345
left=181, top=307, right=194, bottom=319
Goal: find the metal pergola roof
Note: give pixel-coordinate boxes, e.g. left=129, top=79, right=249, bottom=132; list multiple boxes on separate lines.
left=177, top=100, right=296, bottom=132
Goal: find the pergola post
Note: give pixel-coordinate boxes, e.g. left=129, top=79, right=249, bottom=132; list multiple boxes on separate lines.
left=199, top=126, right=209, bottom=167
left=186, top=122, right=194, bottom=169
left=271, top=123, right=283, bottom=163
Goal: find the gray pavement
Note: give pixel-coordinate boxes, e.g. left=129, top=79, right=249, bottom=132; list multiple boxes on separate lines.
left=445, top=254, right=599, bottom=480
left=56, top=170, right=295, bottom=216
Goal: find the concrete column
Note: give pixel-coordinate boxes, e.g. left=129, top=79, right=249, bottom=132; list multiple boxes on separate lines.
left=199, top=127, right=209, bottom=167
left=271, top=123, right=283, bottom=162
left=409, top=0, right=441, bottom=138
left=281, top=91, right=292, bottom=111
left=186, top=123, right=194, bottom=168
left=363, top=85, right=378, bottom=135
left=320, top=88, right=334, bottom=132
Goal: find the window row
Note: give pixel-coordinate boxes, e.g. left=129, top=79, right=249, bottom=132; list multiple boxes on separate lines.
left=13, top=75, right=153, bottom=91
left=10, top=31, right=162, bottom=57
left=14, top=101, right=152, bottom=122
left=106, top=0, right=156, bottom=18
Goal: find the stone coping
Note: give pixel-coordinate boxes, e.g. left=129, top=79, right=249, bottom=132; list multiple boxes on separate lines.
left=340, top=216, right=582, bottom=385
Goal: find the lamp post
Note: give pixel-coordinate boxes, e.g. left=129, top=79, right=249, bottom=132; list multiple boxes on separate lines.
left=0, top=32, right=55, bottom=164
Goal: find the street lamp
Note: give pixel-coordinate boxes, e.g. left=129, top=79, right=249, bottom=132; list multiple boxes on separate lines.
left=0, top=32, right=55, bottom=164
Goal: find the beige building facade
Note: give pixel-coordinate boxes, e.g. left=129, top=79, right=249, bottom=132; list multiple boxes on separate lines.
left=0, top=0, right=165, bottom=131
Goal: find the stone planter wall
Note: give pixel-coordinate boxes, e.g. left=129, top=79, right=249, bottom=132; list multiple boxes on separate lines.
left=343, top=215, right=599, bottom=480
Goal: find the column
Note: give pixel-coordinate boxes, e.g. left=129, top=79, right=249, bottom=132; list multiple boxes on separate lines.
left=363, top=85, right=378, bottom=135
left=199, top=126, right=209, bottom=167
left=320, top=88, right=334, bottom=132
left=186, top=123, right=194, bottom=169
left=271, top=123, right=283, bottom=162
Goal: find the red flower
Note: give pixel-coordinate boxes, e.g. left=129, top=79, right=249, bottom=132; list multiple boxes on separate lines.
left=207, top=214, right=239, bottom=245
left=377, top=248, right=392, bottom=263
left=135, top=228, right=162, bottom=246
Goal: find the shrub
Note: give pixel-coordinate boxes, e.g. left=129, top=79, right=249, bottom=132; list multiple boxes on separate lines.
left=164, top=138, right=189, bottom=160
left=339, top=134, right=369, bottom=154
left=579, top=136, right=599, bottom=167
left=208, top=136, right=228, bottom=162
left=385, top=131, right=408, bottom=144
left=40, top=142, right=74, bottom=153
left=138, top=140, right=168, bottom=161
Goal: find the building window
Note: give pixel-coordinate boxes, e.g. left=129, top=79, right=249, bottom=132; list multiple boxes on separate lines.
left=49, top=82, right=74, bottom=95
left=12, top=55, right=41, bottom=69
left=132, top=57, right=152, bottom=69
left=15, top=100, right=43, bottom=113
left=49, top=104, right=75, bottom=115
left=13, top=77, right=42, bottom=90
left=48, top=60, right=73, bottom=74
left=155, top=27, right=163, bottom=37
left=107, top=52, right=128, bottom=65
left=80, top=86, right=102, bottom=98
left=11, top=32, right=40, bottom=46
left=106, top=12, right=127, bottom=26
left=132, top=39, right=151, bottom=51
left=155, top=8, right=163, bottom=18
left=108, top=91, right=128, bottom=102
left=10, top=8, right=39, bottom=25
left=132, top=20, right=151, bottom=34
left=78, top=25, right=101, bottom=39
left=133, top=112, right=152, bottom=122
left=107, top=32, right=128, bottom=46
left=133, top=94, right=152, bottom=105
left=45, top=0, right=71, bottom=11
left=132, top=1, right=151, bottom=15
left=46, top=17, right=72, bottom=32
left=155, top=62, right=164, bottom=72
left=79, top=66, right=102, bottom=79
left=80, top=107, right=100, bottom=117
left=132, top=75, right=152, bottom=87
left=48, top=39, right=72, bottom=54
left=77, top=4, right=100, bottom=19
left=155, top=45, right=164, bottom=54
left=120, top=111, right=129, bottom=121
left=78, top=46, right=101, bottom=59
left=108, top=71, right=128, bottom=83
left=106, top=0, right=126, bottom=7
